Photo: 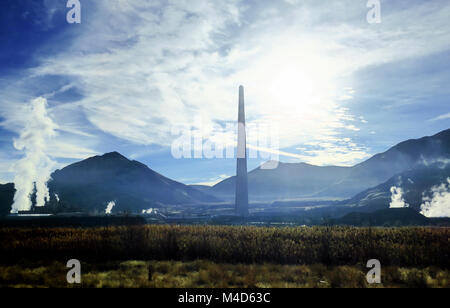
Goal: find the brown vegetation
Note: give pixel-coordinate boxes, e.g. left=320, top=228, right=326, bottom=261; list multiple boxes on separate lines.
left=0, top=260, right=448, bottom=288
left=0, top=226, right=448, bottom=268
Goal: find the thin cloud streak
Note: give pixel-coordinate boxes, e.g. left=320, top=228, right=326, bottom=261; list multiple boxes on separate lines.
left=0, top=0, right=450, bottom=183
left=430, top=113, right=450, bottom=122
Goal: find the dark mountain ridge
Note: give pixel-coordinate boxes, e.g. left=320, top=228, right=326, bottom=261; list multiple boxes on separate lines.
left=47, top=152, right=219, bottom=213
left=0, top=183, right=15, bottom=216
left=207, top=128, right=450, bottom=201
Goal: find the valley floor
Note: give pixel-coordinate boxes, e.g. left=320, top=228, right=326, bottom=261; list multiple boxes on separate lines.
left=0, top=260, right=448, bottom=288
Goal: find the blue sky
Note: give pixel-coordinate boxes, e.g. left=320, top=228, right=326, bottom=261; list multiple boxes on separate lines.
left=0, top=0, right=449, bottom=185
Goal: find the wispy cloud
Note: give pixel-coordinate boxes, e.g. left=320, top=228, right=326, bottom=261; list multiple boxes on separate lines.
left=1, top=0, right=450, bottom=180
left=430, top=113, right=450, bottom=122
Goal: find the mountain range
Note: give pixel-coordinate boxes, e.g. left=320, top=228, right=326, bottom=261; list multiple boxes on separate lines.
left=47, top=152, right=219, bottom=213
left=0, top=128, right=449, bottom=217
left=0, top=152, right=218, bottom=215
left=202, top=128, right=450, bottom=202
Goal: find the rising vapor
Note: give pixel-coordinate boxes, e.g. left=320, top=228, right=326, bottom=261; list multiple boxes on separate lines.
left=11, top=97, right=58, bottom=213
left=105, top=201, right=116, bottom=214
left=420, top=178, right=450, bottom=218
left=389, top=186, right=409, bottom=208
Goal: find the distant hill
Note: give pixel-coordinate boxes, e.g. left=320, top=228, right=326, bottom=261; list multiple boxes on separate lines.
left=47, top=152, right=219, bottom=213
left=189, top=185, right=212, bottom=194
left=210, top=162, right=349, bottom=201
left=0, top=183, right=15, bottom=216
left=207, top=128, right=450, bottom=202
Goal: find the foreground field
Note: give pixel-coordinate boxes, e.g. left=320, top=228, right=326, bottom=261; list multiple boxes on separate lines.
left=1, top=225, right=448, bottom=267
left=0, top=225, right=448, bottom=288
left=0, top=260, right=448, bottom=288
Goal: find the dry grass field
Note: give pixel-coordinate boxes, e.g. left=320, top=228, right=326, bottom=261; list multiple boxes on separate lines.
left=0, top=260, right=448, bottom=288
left=0, top=225, right=448, bottom=288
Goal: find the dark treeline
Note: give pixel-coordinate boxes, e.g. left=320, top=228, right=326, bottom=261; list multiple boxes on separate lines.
left=0, top=216, right=146, bottom=228
left=0, top=226, right=448, bottom=268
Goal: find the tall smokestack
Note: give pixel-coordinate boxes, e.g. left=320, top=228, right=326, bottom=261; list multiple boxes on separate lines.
left=235, top=85, right=249, bottom=217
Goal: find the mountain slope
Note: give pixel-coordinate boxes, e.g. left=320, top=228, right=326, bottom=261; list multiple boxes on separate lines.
left=208, top=128, right=450, bottom=201
left=48, top=152, right=218, bottom=213
left=211, top=162, right=350, bottom=201
left=346, top=162, right=450, bottom=212
left=321, top=128, right=450, bottom=197
left=0, top=183, right=15, bottom=216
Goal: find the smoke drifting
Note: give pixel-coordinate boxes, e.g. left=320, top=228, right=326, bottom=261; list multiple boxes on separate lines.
left=389, top=186, right=409, bottom=208
left=105, top=201, right=116, bottom=214
left=420, top=178, right=450, bottom=218
left=142, top=208, right=154, bottom=214
left=11, top=98, right=58, bottom=213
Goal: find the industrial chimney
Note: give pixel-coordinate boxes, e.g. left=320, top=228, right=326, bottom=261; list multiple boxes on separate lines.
left=235, top=85, right=249, bottom=217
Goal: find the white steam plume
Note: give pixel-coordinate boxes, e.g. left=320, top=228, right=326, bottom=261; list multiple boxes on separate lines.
left=389, top=186, right=409, bottom=208
left=105, top=201, right=116, bottom=214
left=420, top=178, right=450, bottom=218
left=11, top=97, right=58, bottom=213
left=142, top=208, right=154, bottom=214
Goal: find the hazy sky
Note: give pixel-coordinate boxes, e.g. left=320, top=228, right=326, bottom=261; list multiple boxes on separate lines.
left=0, top=0, right=449, bottom=185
